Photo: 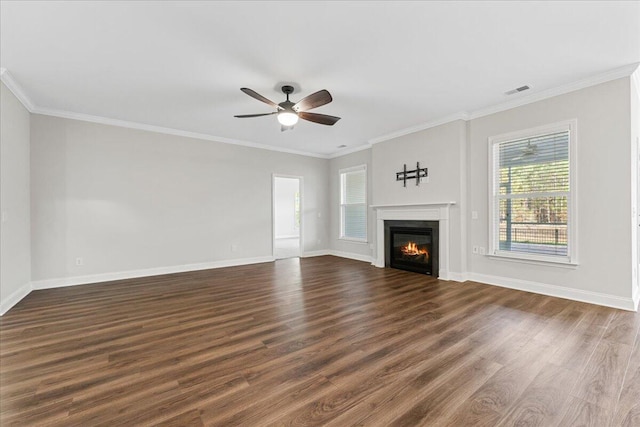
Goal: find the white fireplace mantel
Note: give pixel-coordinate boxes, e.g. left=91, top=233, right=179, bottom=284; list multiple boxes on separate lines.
left=371, top=202, right=456, bottom=280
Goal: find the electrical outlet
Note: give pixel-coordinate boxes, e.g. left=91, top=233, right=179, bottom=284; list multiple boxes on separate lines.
left=472, top=211, right=478, bottom=220
left=1, top=211, right=7, bottom=223
left=420, top=176, right=429, bottom=183
left=479, top=247, right=486, bottom=255
left=75, top=257, right=83, bottom=266
left=472, top=246, right=479, bottom=254
left=231, top=244, right=239, bottom=252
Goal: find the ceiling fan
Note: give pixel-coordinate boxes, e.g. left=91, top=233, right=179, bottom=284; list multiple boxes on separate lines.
left=235, top=85, right=341, bottom=131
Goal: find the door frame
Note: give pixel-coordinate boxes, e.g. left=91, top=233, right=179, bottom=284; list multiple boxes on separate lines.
left=272, top=174, right=303, bottom=258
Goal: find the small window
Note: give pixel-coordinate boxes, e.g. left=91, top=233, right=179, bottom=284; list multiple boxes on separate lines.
left=489, top=120, right=577, bottom=264
left=340, top=165, right=367, bottom=241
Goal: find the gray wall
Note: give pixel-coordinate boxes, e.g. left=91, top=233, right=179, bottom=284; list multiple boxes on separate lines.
left=371, top=119, right=468, bottom=275
left=0, top=82, right=31, bottom=312
left=30, top=115, right=329, bottom=282
left=330, top=77, right=635, bottom=308
left=467, top=77, right=633, bottom=300
left=1, top=74, right=637, bottom=312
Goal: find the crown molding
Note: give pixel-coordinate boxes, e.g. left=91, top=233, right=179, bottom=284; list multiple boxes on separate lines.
left=327, top=143, right=372, bottom=159
left=632, top=64, right=640, bottom=101
left=30, top=106, right=329, bottom=159
left=3, top=63, right=637, bottom=159
left=368, top=112, right=470, bottom=145
left=0, top=68, right=36, bottom=112
left=366, top=62, right=639, bottom=146
left=467, top=62, right=640, bottom=120
left=1, top=67, right=329, bottom=159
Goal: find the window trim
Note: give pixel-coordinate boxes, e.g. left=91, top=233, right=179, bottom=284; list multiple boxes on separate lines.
left=487, top=119, right=578, bottom=265
left=339, top=164, right=368, bottom=243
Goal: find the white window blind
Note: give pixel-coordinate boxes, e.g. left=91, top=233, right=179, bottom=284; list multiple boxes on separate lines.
left=489, top=121, right=576, bottom=264
left=340, top=165, right=367, bottom=241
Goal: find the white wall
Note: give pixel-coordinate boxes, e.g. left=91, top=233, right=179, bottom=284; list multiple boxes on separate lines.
left=274, top=177, right=300, bottom=238
left=30, top=115, right=329, bottom=283
left=371, top=119, right=468, bottom=276
left=468, top=77, right=634, bottom=306
left=631, top=70, right=640, bottom=308
left=0, top=82, right=31, bottom=314
left=329, top=149, right=374, bottom=260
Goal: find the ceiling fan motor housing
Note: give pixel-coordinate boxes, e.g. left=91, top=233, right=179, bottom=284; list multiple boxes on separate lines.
left=281, top=85, right=295, bottom=95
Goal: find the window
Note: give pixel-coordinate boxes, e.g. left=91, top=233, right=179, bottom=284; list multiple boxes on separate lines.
left=340, top=165, right=367, bottom=241
left=489, top=120, right=577, bottom=264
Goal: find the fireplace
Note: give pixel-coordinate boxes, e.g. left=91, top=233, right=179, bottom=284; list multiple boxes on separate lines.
left=374, top=203, right=453, bottom=280
left=385, top=220, right=439, bottom=276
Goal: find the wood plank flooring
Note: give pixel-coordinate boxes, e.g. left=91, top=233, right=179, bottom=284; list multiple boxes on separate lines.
left=1, top=256, right=638, bottom=426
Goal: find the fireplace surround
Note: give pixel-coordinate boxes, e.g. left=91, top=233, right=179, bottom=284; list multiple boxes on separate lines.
left=372, top=202, right=455, bottom=280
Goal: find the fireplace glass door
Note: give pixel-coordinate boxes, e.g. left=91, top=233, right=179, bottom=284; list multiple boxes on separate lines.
left=389, top=227, right=433, bottom=275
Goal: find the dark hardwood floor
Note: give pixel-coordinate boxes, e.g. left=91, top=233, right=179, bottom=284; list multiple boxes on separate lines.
left=1, top=256, right=638, bottom=426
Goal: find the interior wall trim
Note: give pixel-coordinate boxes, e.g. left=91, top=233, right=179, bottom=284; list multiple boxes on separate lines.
left=447, top=272, right=469, bottom=283
left=29, top=256, right=275, bottom=291
left=0, top=281, right=33, bottom=316
left=4, top=64, right=637, bottom=160
left=0, top=68, right=328, bottom=159
left=467, top=272, right=637, bottom=312
left=466, top=62, right=639, bottom=120
left=364, top=62, right=639, bottom=147
left=300, top=250, right=331, bottom=258
left=4, top=258, right=635, bottom=314
left=33, top=107, right=328, bottom=159
left=0, top=68, right=35, bottom=111
left=328, top=250, right=373, bottom=264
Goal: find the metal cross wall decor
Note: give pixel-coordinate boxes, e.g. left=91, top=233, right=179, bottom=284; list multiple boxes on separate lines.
left=396, top=162, right=428, bottom=187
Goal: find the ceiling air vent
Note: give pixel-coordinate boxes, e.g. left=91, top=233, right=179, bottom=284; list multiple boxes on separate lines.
left=505, top=85, right=530, bottom=95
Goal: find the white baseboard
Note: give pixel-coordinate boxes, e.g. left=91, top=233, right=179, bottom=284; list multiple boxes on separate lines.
left=468, top=272, right=637, bottom=312
left=300, top=249, right=372, bottom=264
left=447, top=272, right=469, bottom=283
left=30, top=256, right=275, bottom=291
left=0, top=281, right=33, bottom=316
left=10, top=258, right=636, bottom=314
left=301, top=250, right=331, bottom=258
left=328, top=250, right=373, bottom=263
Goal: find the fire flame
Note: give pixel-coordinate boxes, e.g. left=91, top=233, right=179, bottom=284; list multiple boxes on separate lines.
left=401, top=242, right=429, bottom=257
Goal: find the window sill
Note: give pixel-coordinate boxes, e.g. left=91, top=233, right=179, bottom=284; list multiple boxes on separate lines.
left=339, top=237, right=368, bottom=244
left=486, top=252, right=578, bottom=269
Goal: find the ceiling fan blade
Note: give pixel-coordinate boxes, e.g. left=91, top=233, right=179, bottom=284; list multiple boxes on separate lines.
left=240, top=88, right=279, bottom=108
left=293, top=90, right=332, bottom=112
left=298, top=111, right=341, bottom=126
left=234, top=112, right=278, bottom=118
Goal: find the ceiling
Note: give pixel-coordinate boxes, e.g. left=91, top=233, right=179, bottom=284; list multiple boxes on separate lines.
left=1, top=1, right=639, bottom=157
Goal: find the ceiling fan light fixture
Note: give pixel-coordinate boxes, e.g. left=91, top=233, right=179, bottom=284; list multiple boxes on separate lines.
left=236, top=85, right=339, bottom=128
left=277, top=111, right=298, bottom=126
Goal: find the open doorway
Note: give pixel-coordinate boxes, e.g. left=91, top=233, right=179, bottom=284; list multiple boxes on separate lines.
left=273, top=175, right=302, bottom=259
